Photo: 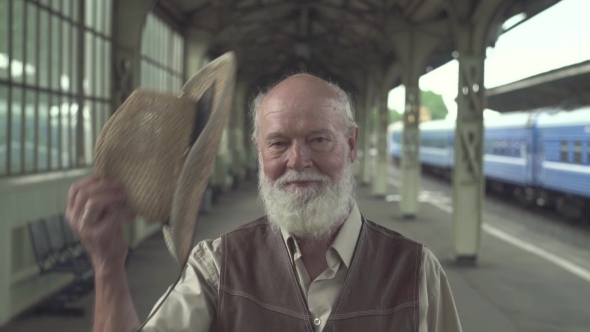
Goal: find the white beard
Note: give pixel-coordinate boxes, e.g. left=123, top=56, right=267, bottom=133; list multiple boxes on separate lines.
left=258, top=160, right=356, bottom=240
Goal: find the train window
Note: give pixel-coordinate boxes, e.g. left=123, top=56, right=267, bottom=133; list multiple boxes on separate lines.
left=574, top=141, right=581, bottom=164
left=560, top=141, right=568, bottom=163
left=520, top=141, right=527, bottom=158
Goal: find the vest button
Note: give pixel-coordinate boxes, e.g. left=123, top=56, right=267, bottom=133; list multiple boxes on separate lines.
left=313, top=318, right=321, bottom=326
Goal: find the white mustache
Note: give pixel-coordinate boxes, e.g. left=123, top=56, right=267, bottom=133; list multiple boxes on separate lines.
left=275, top=170, right=330, bottom=186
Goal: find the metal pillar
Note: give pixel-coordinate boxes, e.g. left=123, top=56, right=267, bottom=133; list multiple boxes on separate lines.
left=390, top=26, right=445, bottom=217
left=372, top=84, right=390, bottom=196
left=371, top=63, right=399, bottom=197
left=111, top=0, right=149, bottom=110
left=391, top=21, right=448, bottom=218
left=242, top=85, right=258, bottom=177
left=185, top=29, right=234, bottom=193
left=111, top=0, right=150, bottom=246
left=361, top=76, right=375, bottom=185
left=445, top=0, right=505, bottom=262
left=229, top=80, right=247, bottom=183
left=452, top=53, right=486, bottom=262
left=354, top=94, right=366, bottom=177
left=400, top=84, right=421, bottom=217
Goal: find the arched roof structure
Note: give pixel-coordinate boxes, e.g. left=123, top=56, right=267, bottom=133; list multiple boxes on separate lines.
left=156, top=0, right=561, bottom=94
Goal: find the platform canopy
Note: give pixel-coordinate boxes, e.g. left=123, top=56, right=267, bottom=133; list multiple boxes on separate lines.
left=487, top=60, right=590, bottom=112
left=157, top=0, right=560, bottom=93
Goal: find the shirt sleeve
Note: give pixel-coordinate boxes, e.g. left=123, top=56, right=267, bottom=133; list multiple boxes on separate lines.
left=419, top=247, right=463, bottom=332
left=142, top=238, right=222, bottom=332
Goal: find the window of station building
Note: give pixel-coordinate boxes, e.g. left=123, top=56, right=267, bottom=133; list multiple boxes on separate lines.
left=560, top=140, right=568, bottom=163
left=83, top=0, right=113, bottom=166
left=0, top=0, right=112, bottom=177
left=573, top=140, right=581, bottom=164
left=140, top=13, right=184, bottom=93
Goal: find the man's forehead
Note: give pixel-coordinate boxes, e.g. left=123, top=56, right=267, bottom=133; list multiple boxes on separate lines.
left=262, top=98, right=340, bottom=114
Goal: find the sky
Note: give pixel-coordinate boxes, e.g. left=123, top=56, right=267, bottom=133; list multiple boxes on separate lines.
left=388, top=0, right=590, bottom=121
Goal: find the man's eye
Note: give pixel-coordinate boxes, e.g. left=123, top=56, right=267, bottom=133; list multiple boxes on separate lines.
left=313, top=137, right=326, bottom=143
left=270, top=141, right=286, bottom=147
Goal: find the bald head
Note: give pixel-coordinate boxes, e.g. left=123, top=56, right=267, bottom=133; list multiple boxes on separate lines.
left=250, top=74, right=356, bottom=141
left=267, top=74, right=340, bottom=102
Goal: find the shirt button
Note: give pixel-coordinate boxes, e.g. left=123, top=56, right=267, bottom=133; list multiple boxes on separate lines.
left=313, top=318, right=321, bottom=326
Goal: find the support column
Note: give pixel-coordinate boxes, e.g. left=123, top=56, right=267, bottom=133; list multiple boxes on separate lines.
left=111, top=0, right=150, bottom=110
left=229, top=80, right=247, bottom=184
left=372, top=83, right=390, bottom=196
left=361, top=76, right=375, bottom=185
left=390, top=23, right=448, bottom=217
left=112, top=0, right=150, bottom=245
left=400, top=84, right=421, bottom=217
left=353, top=94, right=365, bottom=177
left=243, top=85, right=258, bottom=177
left=445, top=0, right=505, bottom=262
left=185, top=29, right=232, bottom=194
left=213, top=128, right=232, bottom=192
left=452, top=53, right=486, bottom=262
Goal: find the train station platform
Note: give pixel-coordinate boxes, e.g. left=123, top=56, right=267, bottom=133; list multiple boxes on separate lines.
left=2, top=166, right=590, bottom=332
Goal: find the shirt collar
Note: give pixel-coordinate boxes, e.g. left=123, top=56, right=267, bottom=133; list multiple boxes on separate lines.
left=280, top=201, right=362, bottom=269
left=330, top=202, right=362, bottom=268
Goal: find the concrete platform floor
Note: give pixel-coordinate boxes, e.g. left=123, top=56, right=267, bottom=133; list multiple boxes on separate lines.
left=2, top=171, right=590, bottom=331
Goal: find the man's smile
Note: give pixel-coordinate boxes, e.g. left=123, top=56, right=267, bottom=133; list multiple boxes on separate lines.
left=285, top=181, right=319, bottom=188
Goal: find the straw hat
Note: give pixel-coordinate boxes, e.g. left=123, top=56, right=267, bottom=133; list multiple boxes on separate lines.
left=94, top=52, right=237, bottom=265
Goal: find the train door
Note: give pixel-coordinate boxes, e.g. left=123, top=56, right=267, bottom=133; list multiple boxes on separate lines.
left=523, top=112, right=535, bottom=186
left=531, top=113, right=544, bottom=186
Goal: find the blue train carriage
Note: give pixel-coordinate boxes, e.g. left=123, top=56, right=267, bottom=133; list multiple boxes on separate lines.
left=419, top=119, right=454, bottom=177
left=483, top=111, right=536, bottom=201
left=534, top=106, right=590, bottom=220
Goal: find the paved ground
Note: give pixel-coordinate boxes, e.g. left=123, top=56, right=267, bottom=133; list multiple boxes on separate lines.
left=3, top=168, right=590, bottom=331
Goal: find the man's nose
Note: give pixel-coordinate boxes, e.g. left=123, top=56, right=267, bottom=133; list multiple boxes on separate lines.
left=286, top=141, right=312, bottom=171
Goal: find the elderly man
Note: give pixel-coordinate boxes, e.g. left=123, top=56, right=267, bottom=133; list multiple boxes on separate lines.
left=67, top=74, right=462, bottom=332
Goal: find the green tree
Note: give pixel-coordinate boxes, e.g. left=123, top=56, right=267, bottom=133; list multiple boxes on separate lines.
left=389, top=109, right=402, bottom=123
left=420, top=90, right=448, bottom=120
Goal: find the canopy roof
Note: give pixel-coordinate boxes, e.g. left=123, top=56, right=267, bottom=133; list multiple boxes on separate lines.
left=157, top=0, right=561, bottom=94
left=487, top=60, right=590, bottom=112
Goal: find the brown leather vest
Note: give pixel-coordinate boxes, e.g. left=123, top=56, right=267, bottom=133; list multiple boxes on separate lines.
left=218, top=217, right=424, bottom=332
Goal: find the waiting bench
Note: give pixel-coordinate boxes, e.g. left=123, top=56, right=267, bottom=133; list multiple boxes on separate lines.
left=25, top=215, right=94, bottom=315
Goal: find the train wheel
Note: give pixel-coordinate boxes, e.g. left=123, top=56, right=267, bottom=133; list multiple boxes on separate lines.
left=514, top=187, right=535, bottom=207
left=556, top=196, right=585, bottom=222
left=535, top=190, right=553, bottom=209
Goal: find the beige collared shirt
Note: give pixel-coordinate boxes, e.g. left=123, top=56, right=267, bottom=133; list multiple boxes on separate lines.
left=144, top=203, right=462, bottom=331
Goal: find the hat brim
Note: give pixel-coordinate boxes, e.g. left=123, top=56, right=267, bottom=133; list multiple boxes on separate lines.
left=164, top=52, right=237, bottom=265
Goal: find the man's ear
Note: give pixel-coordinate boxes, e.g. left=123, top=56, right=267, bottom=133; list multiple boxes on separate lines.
left=347, top=126, right=359, bottom=163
